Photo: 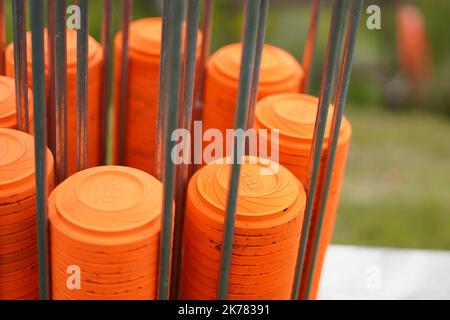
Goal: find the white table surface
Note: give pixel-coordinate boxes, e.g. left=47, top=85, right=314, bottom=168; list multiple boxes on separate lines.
left=318, top=245, right=450, bottom=300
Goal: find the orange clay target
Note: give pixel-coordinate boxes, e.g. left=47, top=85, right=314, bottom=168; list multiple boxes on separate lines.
left=254, top=93, right=352, bottom=299
left=6, top=29, right=104, bottom=175
left=200, top=44, right=305, bottom=167
left=49, top=166, right=165, bottom=300
left=0, top=129, right=53, bottom=301
left=0, top=76, right=34, bottom=131
left=113, top=17, right=202, bottom=174
left=180, top=156, right=306, bottom=300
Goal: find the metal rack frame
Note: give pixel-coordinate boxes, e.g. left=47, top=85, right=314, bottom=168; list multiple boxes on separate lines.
left=4, top=0, right=363, bottom=300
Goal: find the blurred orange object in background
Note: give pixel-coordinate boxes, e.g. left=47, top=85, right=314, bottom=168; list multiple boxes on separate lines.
left=396, top=4, right=431, bottom=89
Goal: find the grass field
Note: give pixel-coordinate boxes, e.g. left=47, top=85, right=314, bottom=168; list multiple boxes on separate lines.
left=333, top=107, right=450, bottom=250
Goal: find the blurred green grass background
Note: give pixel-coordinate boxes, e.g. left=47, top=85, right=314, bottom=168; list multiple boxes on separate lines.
left=3, top=1, right=448, bottom=249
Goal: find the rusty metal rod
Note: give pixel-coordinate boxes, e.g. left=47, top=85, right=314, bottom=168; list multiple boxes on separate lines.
left=116, top=0, right=133, bottom=166
left=76, top=0, right=89, bottom=171
left=157, top=0, right=185, bottom=300
left=291, top=0, right=347, bottom=300
left=54, top=0, right=68, bottom=183
left=30, top=0, right=50, bottom=300
left=301, top=0, right=321, bottom=93
left=99, top=0, right=113, bottom=165
left=193, top=0, right=213, bottom=122
left=47, top=0, right=56, bottom=170
left=191, top=0, right=213, bottom=173
left=170, top=0, right=201, bottom=299
left=0, top=0, right=5, bottom=75
left=155, top=0, right=171, bottom=180
left=217, top=0, right=262, bottom=300
left=246, top=0, right=270, bottom=130
left=12, top=0, right=30, bottom=133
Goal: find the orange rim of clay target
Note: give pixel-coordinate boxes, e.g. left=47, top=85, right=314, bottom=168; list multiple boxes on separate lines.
left=0, top=76, right=34, bottom=130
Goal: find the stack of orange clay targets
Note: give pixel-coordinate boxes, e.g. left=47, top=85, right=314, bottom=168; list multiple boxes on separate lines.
left=49, top=166, right=165, bottom=300
left=201, top=43, right=304, bottom=164
left=5, top=29, right=104, bottom=174
left=254, top=93, right=352, bottom=299
left=180, top=156, right=306, bottom=300
left=0, top=8, right=353, bottom=300
left=113, top=17, right=202, bottom=174
left=0, top=76, right=33, bottom=131
left=0, top=128, right=54, bottom=300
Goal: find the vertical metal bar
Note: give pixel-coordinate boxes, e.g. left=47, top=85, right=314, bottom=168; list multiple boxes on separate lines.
left=47, top=0, right=56, bottom=166
left=192, top=0, right=213, bottom=122
left=170, top=0, right=201, bottom=299
left=12, top=0, right=29, bottom=133
left=330, top=0, right=350, bottom=97
left=217, top=0, right=262, bottom=300
left=304, top=0, right=363, bottom=298
left=157, top=0, right=185, bottom=300
left=154, top=1, right=171, bottom=180
left=191, top=0, right=213, bottom=174
left=99, top=0, right=113, bottom=165
left=30, top=0, right=50, bottom=300
left=291, top=0, right=347, bottom=300
left=0, top=0, right=5, bottom=75
left=246, top=0, right=270, bottom=130
left=54, top=0, right=68, bottom=183
left=116, top=0, right=132, bottom=165
left=300, top=0, right=321, bottom=93
left=76, top=0, right=89, bottom=171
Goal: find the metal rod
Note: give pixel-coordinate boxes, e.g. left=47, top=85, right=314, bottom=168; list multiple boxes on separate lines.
left=291, top=0, right=347, bottom=300
left=12, top=0, right=29, bottom=133
left=193, top=0, right=213, bottom=123
left=300, top=0, right=321, bottom=93
left=30, top=0, right=50, bottom=300
left=170, top=0, right=201, bottom=299
left=99, top=0, right=113, bottom=165
left=0, top=0, right=6, bottom=75
left=154, top=1, right=171, bottom=180
left=217, top=0, right=262, bottom=300
left=54, top=0, right=68, bottom=184
left=190, top=0, right=213, bottom=174
left=47, top=0, right=56, bottom=168
left=116, top=0, right=132, bottom=166
left=246, top=0, right=270, bottom=130
left=304, top=0, right=363, bottom=298
left=157, top=0, right=185, bottom=300
left=76, top=0, right=89, bottom=171
left=330, top=0, right=350, bottom=98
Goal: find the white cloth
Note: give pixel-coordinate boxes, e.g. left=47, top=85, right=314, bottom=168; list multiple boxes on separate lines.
left=318, top=245, right=450, bottom=300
